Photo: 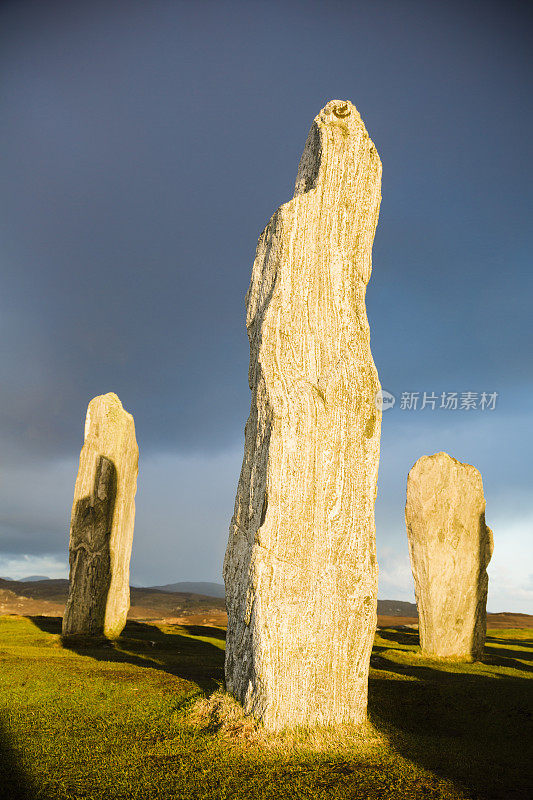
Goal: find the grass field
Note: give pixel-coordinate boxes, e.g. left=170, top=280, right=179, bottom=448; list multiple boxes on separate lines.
left=0, top=616, right=531, bottom=800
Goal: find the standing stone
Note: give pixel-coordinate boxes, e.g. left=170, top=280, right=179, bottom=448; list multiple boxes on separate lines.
left=223, top=100, right=382, bottom=729
left=62, top=393, right=138, bottom=639
left=405, top=452, right=494, bottom=660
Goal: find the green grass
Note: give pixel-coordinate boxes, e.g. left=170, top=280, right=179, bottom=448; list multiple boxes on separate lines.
left=0, top=617, right=531, bottom=800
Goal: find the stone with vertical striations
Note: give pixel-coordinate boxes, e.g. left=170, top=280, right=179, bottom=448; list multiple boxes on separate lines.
left=405, top=452, right=494, bottom=660
left=223, top=100, right=382, bottom=729
left=62, top=393, right=138, bottom=639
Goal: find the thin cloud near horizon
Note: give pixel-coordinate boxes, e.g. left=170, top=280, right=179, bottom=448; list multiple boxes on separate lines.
left=0, top=0, right=531, bottom=611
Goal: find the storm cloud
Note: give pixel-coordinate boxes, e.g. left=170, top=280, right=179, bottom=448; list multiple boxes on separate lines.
left=0, top=0, right=531, bottom=609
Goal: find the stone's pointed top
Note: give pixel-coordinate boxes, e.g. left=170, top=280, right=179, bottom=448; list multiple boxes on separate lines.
left=327, top=99, right=352, bottom=117
left=410, top=451, right=455, bottom=470
left=293, top=100, right=381, bottom=200
left=319, top=98, right=361, bottom=120
left=84, top=393, right=135, bottom=442
left=89, top=392, right=133, bottom=416
left=294, top=98, right=380, bottom=200
left=89, top=392, right=123, bottom=407
left=316, top=99, right=368, bottom=135
left=409, top=452, right=483, bottom=484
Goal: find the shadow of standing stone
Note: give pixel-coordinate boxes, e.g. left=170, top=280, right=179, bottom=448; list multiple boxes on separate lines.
left=62, top=456, right=116, bottom=640
left=0, top=713, right=56, bottom=800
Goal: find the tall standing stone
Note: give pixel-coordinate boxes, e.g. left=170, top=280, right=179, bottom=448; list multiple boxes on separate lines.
left=405, top=452, right=494, bottom=660
left=224, top=100, right=382, bottom=729
left=62, top=393, right=138, bottom=639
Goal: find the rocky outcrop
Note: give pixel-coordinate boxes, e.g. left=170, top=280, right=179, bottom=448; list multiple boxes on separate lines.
left=224, top=100, right=382, bottom=729
left=405, top=452, right=494, bottom=660
left=62, top=393, right=138, bottom=639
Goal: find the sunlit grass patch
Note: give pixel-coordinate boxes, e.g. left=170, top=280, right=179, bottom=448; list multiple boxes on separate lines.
left=0, top=615, right=531, bottom=799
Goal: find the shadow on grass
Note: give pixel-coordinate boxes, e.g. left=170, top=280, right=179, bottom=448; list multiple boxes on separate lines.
left=25, top=618, right=532, bottom=798
left=483, top=647, right=533, bottom=672
left=486, top=636, right=533, bottom=646
left=376, top=626, right=420, bottom=647
left=375, top=626, right=533, bottom=673
left=0, top=719, right=49, bottom=800
left=488, top=638, right=533, bottom=652
left=29, top=616, right=225, bottom=694
left=179, top=625, right=226, bottom=641
left=370, top=628, right=533, bottom=800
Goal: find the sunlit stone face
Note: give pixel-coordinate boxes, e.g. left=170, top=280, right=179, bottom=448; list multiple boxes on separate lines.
left=63, top=393, right=139, bottom=640
left=224, top=100, right=382, bottom=729
left=406, top=451, right=494, bottom=661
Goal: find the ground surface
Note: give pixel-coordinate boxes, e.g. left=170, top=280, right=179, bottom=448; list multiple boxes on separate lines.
left=0, top=616, right=531, bottom=799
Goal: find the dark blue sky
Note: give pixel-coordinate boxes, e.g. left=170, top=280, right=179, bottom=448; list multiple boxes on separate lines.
left=0, top=0, right=531, bottom=610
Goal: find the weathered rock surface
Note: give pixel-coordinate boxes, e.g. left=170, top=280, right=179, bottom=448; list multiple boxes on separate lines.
left=62, top=393, right=138, bottom=639
left=405, top=452, right=494, bottom=660
left=223, top=99, right=382, bottom=729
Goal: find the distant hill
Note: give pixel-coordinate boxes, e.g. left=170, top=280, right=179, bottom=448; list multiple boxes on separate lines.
left=21, top=575, right=53, bottom=582
left=377, top=600, right=417, bottom=616
left=0, top=577, right=226, bottom=626
left=147, top=587, right=418, bottom=615
left=149, top=584, right=418, bottom=615
left=150, top=581, right=225, bottom=598
left=1, top=578, right=530, bottom=628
